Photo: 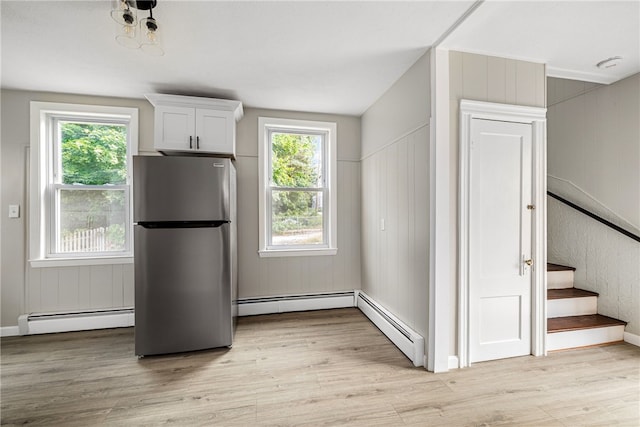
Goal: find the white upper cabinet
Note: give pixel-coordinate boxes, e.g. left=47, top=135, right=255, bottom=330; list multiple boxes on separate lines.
left=146, top=94, right=243, bottom=158
left=154, top=105, right=196, bottom=151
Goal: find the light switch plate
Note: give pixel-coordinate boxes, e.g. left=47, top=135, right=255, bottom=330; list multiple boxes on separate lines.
left=9, top=204, right=20, bottom=218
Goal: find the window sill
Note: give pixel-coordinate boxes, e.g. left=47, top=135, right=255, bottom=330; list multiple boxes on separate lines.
left=258, top=248, right=338, bottom=258
left=30, top=256, right=133, bottom=268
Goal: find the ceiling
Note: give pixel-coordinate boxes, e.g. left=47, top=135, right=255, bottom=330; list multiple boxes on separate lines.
left=441, top=0, right=640, bottom=85
left=1, top=1, right=638, bottom=116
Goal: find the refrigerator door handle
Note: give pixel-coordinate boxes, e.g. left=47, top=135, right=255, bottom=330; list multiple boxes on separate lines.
left=136, top=220, right=229, bottom=229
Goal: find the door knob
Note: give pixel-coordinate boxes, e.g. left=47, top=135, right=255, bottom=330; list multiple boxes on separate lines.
left=524, top=259, right=533, bottom=266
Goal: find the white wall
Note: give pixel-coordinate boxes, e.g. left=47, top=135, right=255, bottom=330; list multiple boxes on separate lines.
left=360, top=51, right=431, bottom=344
left=235, top=108, right=361, bottom=298
left=548, top=198, right=640, bottom=335
left=0, top=90, right=155, bottom=327
left=0, top=89, right=361, bottom=327
left=361, top=52, right=430, bottom=159
left=547, top=75, right=640, bottom=232
left=448, top=51, right=546, bottom=356
left=547, top=75, right=640, bottom=335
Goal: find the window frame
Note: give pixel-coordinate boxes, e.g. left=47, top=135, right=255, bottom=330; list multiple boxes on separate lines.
left=258, top=117, right=337, bottom=257
left=29, top=102, right=138, bottom=267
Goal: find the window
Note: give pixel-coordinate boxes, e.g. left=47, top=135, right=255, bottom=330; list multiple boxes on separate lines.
left=258, top=117, right=337, bottom=257
left=30, top=102, right=138, bottom=266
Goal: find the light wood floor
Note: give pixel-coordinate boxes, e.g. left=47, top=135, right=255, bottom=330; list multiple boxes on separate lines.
left=2, top=308, right=639, bottom=426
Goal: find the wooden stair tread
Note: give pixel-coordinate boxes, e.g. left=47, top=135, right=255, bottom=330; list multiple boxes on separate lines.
left=547, top=263, right=576, bottom=272
left=548, top=314, right=627, bottom=333
left=547, top=288, right=599, bottom=300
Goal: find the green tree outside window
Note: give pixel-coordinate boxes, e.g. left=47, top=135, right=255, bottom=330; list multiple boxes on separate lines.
left=58, top=122, right=127, bottom=252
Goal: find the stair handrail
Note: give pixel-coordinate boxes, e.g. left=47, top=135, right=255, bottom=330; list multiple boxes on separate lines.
left=547, top=191, right=640, bottom=243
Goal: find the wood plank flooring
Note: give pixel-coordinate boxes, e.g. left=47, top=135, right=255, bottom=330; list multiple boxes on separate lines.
left=2, top=308, right=639, bottom=426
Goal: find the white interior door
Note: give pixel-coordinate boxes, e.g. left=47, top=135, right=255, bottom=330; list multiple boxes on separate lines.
left=469, top=118, right=533, bottom=363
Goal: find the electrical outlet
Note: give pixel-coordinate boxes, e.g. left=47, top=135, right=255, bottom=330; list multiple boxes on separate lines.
left=8, top=205, right=20, bottom=218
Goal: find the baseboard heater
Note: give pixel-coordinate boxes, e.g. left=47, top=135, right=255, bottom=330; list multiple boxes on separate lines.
left=14, top=292, right=425, bottom=368
left=18, top=308, right=134, bottom=335
left=237, top=291, right=355, bottom=316
left=356, top=291, right=425, bottom=367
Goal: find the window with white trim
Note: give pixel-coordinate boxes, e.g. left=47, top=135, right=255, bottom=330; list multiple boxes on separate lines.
left=258, top=117, right=337, bottom=257
left=30, top=102, right=138, bottom=266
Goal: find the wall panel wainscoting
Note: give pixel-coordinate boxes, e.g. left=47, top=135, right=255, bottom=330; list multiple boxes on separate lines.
left=26, top=263, right=134, bottom=318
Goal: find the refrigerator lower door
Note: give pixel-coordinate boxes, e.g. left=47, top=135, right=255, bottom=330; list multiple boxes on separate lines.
left=135, top=224, right=231, bottom=356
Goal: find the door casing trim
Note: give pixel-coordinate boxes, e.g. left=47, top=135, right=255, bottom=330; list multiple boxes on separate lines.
left=458, top=99, right=547, bottom=368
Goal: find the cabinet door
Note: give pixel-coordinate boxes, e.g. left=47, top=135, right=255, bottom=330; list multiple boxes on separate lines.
left=154, top=105, right=196, bottom=152
left=195, top=108, right=235, bottom=157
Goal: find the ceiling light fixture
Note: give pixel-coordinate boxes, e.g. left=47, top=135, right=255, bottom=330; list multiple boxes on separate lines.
left=111, top=0, right=164, bottom=56
left=596, top=56, right=622, bottom=69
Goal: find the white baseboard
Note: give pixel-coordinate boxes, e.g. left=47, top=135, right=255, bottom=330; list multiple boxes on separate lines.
left=624, top=331, right=640, bottom=347
left=448, top=355, right=459, bottom=370
left=12, top=293, right=357, bottom=335
left=1, top=326, right=20, bottom=337
left=237, top=291, right=356, bottom=317
left=18, top=308, right=134, bottom=335
left=356, top=291, right=425, bottom=367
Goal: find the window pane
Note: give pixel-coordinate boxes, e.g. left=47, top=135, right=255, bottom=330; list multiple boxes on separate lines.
left=57, top=188, right=126, bottom=253
left=271, top=190, right=324, bottom=246
left=271, top=132, right=322, bottom=188
left=60, top=122, right=127, bottom=185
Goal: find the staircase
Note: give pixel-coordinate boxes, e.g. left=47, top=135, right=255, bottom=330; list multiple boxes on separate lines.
left=546, top=263, right=627, bottom=351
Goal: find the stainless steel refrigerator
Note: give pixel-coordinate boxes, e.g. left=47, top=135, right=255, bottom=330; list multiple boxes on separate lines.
left=133, top=156, right=237, bottom=356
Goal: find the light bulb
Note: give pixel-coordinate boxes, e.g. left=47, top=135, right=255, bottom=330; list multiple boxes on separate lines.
left=140, top=16, right=164, bottom=56
left=115, top=24, right=140, bottom=49
left=110, top=0, right=136, bottom=27
left=146, top=30, right=157, bottom=43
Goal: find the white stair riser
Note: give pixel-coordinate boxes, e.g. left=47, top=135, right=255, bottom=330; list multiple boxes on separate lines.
left=547, top=297, right=598, bottom=318
left=547, top=270, right=575, bottom=289
left=547, top=325, right=625, bottom=351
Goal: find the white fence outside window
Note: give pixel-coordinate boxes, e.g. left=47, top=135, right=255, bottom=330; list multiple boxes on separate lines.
left=59, top=227, right=110, bottom=253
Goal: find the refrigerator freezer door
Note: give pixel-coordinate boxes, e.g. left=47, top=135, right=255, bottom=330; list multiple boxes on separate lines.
left=133, top=156, right=230, bottom=222
left=135, top=224, right=232, bottom=356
